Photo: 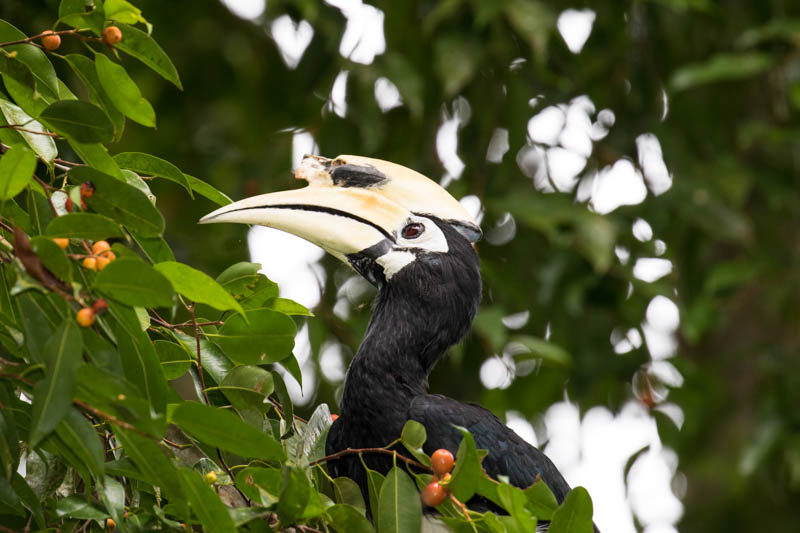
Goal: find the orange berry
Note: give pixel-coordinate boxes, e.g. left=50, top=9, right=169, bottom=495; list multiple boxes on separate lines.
left=104, top=251, right=116, bottom=261
left=204, top=471, right=217, bottom=484
left=76, top=307, right=96, bottom=327
left=82, top=257, right=97, bottom=271
left=431, top=449, right=455, bottom=476
left=92, top=240, right=111, bottom=255
left=40, top=30, right=61, bottom=51
left=421, top=481, right=447, bottom=507
left=96, top=256, right=111, bottom=270
left=331, top=413, right=339, bottom=422
left=80, top=180, right=95, bottom=198
left=102, top=26, right=123, bottom=45
left=106, top=517, right=116, bottom=531
left=52, top=238, right=69, bottom=249
left=65, top=196, right=73, bottom=213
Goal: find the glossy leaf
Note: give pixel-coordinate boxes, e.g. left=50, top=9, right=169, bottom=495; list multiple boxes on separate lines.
left=95, top=53, right=156, bottom=127
left=29, top=236, right=72, bottom=283
left=115, top=23, right=183, bottom=89
left=524, top=480, right=559, bottom=520
left=377, top=466, right=422, bottom=533
left=448, top=427, right=482, bottom=502
left=39, top=100, right=114, bottom=143
left=0, top=143, right=36, bottom=200
left=154, top=261, right=244, bottom=315
left=547, top=486, right=594, bottom=533
left=115, top=321, right=168, bottom=416
left=0, top=20, right=59, bottom=94
left=185, top=174, right=231, bottom=206
left=234, top=466, right=281, bottom=506
left=154, top=339, right=192, bottom=380
left=29, top=319, right=83, bottom=446
left=55, top=495, right=108, bottom=520
left=63, top=54, right=125, bottom=138
left=54, top=408, right=104, bottom=481
left=264, top=297, right=313, bottom=316
left=169, top=402, right=286, bottom=461
left=212, top=308, right=296, bottom=365
left=328, top=504, right=375, bottom=533
left=114, top=152, right=192, bottom=194
left=94, top=259, right=175, bottom=308
left=114, top=428, right=185, bottom=504
left=400, top=420, right=430, bottom=466
left=46, top=212, right=124, bottom=240
left=68, top=140, right=124, bottom=179
left=0, top=97, right=56, bottom=164
left=277, top=466, right=312, bottom=523
left=218, top=364, right=274, bottom=412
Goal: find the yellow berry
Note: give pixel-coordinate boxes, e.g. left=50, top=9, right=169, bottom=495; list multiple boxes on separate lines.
left=106, top=517, right=116, bottom=531
left=92, top=240, right=111, bottom=255
left=102, top=26, right=123, bottom=45
left=76, top=307, right=96, bottom=327
left=204, top=471, right=218, bottom=484
left=96, top=256, right=111, bottom=271
left=82, top=257, right=97, bottom=271
left=52, top=238, right=69, bottom=249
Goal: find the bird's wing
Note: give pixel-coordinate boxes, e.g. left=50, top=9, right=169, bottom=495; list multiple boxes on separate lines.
left=408, top=394, right=572, bottom=503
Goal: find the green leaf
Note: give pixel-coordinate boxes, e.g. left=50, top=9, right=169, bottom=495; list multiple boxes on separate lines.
left=277, top=466, right=312, bottom=523
left=68, top=140, right=124, bottom=179
left=55, top=495, right=108, bottom=520
left=547, top=486, right=594, bottom=533
left=115, top=321, right=168, bottom=416
left=169, top=402, right=286, bottom=461
left=377, top=466, right=422, bottom=533
left=54, top=408, right=104, bottom=481
left=46, top=212, right=124, bottom=240
left=95, top=53, right=156, bottom=127
left=69, top=165, right=164, bottom=236
left=185, top=174, right=231, bottom=206
left=0, top=97, right=57, bottom=164
left=115, top=23, right=183, bottom=90
left=154, top=261, right=244, bottom=315
left=114, top=429, right=185, bottom=505
left=234, top=466, right=281, bottom=507
left=0, top=20, right=59, bottom=95
left=29, top=319, right=83, bottom=446
left=94, top=259, right=175, bottom=308
left=11, top=473, right=44, bottom=528
left=154, top=340, right=192, bottom=380
left=270, top=370, right=294, bottom=437
left=104, top=0, right=147, bottom=25
left=497, top=483, right=538, bottom=531
left=327, top=504, right=375, bottom=533
left=114, top=152, right=192, bottom=195
left=212, top=308, right=296, bottom=365
left=0, top=143, right=36, bottom=200
left=508, top=335, right=571, bottom=367
left=448, top=427, right=482, bottom=502
left=333, top=477, right=366, bottom=514
left=63, top=54, right=125, bottom=139
left=30, top=236, right=72, bottom=283
left=100, top=476, right=125, bottom=530
left=524, top=480, right=559, bottom=520
left=505, top=0, right=555, bottom=63
left=0, top=408, right=20, bottom=479
left=670, top=52, right=773, bottom=92
left=433, top=34, right=482, bottom=97
left=361, top=462, right=384, bottom=517
left=400, top=420, right=430, bottom=466
left=218, top=365, right=274, bottom=412
left=39, top=100, right=114, bottom=143
left=264, top=297, right=313, bottom=316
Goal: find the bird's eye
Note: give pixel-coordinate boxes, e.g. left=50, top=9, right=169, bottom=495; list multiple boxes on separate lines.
left=402, top=222, right=424, bottom=239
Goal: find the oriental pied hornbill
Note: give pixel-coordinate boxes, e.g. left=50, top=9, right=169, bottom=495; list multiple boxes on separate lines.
left=201, top=155, right=594, bottom=528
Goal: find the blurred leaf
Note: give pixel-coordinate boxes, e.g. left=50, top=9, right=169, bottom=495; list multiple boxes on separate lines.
left=115, top=320, right=168, bottom=416
left=0, top=143, right=36, bottom=200
left=509, top=335, right=571, bottom=367
left=154, top=261, right=244, bottom=315
left=434, top=34, right=482, bottom=97
left=46, top=212, right=124, bottom=240
left=377, top=466, right=421, bottom=533
left=55, top=495, right=108, bottom=520
left=95, top=53, right=156, bottom=127
left=169, top=402, right=286, bottom=461
left=29, top=236, right=72, bottom=283
left=278, top=466, right=312, bottom=523
left=212, top=308, right=296, bottom=365
left=154, top=339, right=192, bottom=380
left=185, top=174, right=231, bottom=206
left=99, top=476, right=125, bottom=531
left=270, top=370, right=294, bottom=437
left=54, top=408, right=104, bottom=481
left=114, top=428, right=186, bottom=505
left=115, top=23, right=183, bottom=90
left=505, top=0, right=554, bottom=63
left=114, top=152, right=192, bottom=195
left=94, top=259, right=175, bottom=308
left=70, top=165, right=164, bottom=236
left=737, top=18, right=800, bottom=47
left=219, top=364, right=274, bottom=412
left=0, top=408, right=20, bottom=479
left=234, top=466, right=281, bottom=506
left=264, top=297, right=313, bottom=316
left=29, top=319, right=82, bottom=446
left=328, top=504, right=374, bottom=533
left=39, top=100, right=114, bottom=143
left=670, top=52, right=773, bottom=92
left=104, top=0, right=147, bottom=25
left=0, top=97, right=57, bottom=164
left=547, top=486, right=593, bottom=533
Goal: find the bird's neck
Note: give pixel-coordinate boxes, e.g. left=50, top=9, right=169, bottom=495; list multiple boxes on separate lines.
left=340, top=265, right=480, bottom=414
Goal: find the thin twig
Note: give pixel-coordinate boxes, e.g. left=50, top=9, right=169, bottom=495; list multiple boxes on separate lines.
left=188, top=303, right=211, bottom=405
left=449, top=492, right=475, bottom=524
left=0, top=125, right=60, bottom=137
left=309, top=447, right=429, bottom=470
left=0, top=28, right=86, bottom=48
left=33, top=175, right=59, bottom=217
left=216, top=448, right=252, bottom=506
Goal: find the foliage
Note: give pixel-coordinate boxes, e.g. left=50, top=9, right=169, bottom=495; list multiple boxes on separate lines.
left=0, top=1, right=595, bottom=531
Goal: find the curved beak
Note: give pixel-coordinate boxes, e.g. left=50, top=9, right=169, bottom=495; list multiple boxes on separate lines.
left=199, top=184, right=410, bottom=264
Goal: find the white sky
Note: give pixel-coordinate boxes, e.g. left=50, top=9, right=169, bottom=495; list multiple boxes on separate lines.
left=220, top=2, right=684, bottom=531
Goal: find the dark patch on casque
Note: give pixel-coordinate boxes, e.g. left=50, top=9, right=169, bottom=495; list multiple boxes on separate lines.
left=331, top=164, right=387, bottom=188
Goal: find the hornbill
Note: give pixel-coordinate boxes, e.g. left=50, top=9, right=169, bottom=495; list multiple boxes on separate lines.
left=201, top=155, right=594, bottom=528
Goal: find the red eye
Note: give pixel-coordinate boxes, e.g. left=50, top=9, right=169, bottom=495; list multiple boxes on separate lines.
left=402, top=222, right=424, bottom=239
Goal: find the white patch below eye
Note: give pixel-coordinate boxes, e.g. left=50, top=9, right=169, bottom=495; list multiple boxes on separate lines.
left=376, top=251, right=415, bottom=280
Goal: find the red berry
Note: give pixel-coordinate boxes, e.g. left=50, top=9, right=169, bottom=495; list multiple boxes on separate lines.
left=102, top=26, right=123, bottom=45
left=65, top=196, right=73, bottom=213
left=331, top=413, right=339, bottom=422
left=40, top=30, right=61, bottom=51
left=421, top=481, right=447, bottom=507
left=91, top=299, right=108, bottom=313
left=80, top=181, right=95, bottom=198
left=431, top=449, right=455, bottom=476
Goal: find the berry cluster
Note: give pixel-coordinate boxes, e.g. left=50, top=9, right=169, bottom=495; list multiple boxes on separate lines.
left=422, top=449, right=455, bottom=507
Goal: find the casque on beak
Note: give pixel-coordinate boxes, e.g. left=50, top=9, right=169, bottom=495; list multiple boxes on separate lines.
left=199, top=154, right=481, bottom=268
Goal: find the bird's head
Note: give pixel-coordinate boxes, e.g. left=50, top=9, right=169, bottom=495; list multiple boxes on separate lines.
left=200, top=155, right=482, bottom=292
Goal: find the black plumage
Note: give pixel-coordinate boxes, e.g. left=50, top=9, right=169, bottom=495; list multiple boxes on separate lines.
left=325, top=219, right=574, bottom=518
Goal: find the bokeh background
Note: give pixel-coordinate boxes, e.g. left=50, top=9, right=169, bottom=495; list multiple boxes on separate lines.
left=3, top=1, right=800, bottom=531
